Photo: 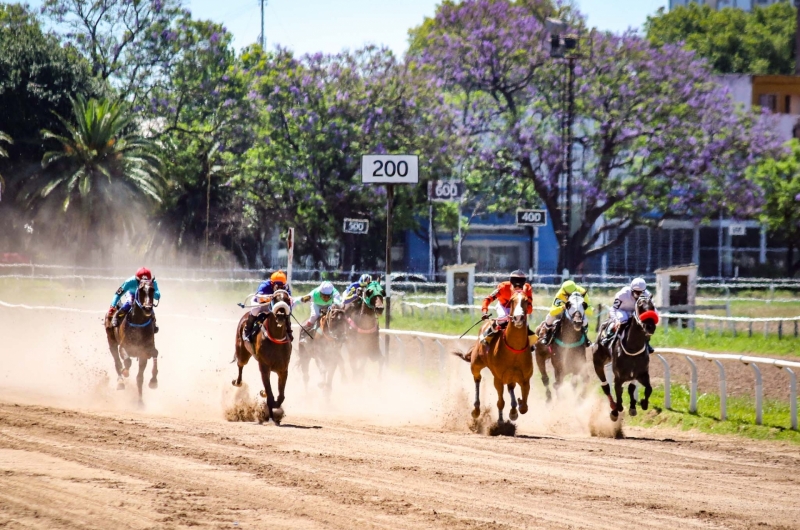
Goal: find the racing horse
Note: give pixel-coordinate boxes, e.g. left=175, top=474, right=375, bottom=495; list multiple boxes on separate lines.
left=232, top=290, right=293, bottom=424
left=534, top=291, right=590, bottom=401
left=454, top=291, right=533, bottom=425
left=104, top=278, right=158, bottom=404
left=297, top=304, right=348, bottom=398
left=343, top=280, right=385, bottom=380
left=592, top=295, right=659, bottom=421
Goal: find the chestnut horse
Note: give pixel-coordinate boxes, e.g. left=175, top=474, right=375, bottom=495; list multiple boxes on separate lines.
left=534, top=291, right=590, bottom=401
left=232, top=290, right=292, bottom=424
left=297, top=304, right=348, bottom=397
left=454, top=292, right=533, bottom=424
left=592, top=295, right=658, bottom=421
left=104, top=278, right=158, bottom=405
left=343, top=281, right=385, bottom=380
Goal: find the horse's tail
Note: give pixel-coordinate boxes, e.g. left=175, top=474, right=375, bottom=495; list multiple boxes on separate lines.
left=451, top=350, right=472, bottom=363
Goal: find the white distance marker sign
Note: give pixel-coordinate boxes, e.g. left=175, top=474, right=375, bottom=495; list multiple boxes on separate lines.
left=361, top=155, right=419, bottom=184
left=343, top=218, right=369, bottom=234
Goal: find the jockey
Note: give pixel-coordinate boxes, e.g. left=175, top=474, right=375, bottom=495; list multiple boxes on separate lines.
left=242, top=270, right=293, bottom=343
left=343, top=273, right=372, bottom=305
left=601, top=277, right=654, bottom=353
left=479, top=270, right=533, bottom=347
left=539, top=280, right=593, bottom=345
left=109, top=267, right=161, bottom=331
left=296, top=281, right=343, bottom=331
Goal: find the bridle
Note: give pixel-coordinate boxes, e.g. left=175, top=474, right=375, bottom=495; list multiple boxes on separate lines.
left=263, top=291, right=292, bottom=344
left=501, top=292, right=529, bottom=354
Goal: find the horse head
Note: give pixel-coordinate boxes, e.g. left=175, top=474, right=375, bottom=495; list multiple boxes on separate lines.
left=363, top=281, right=385, bottom=315
left=323, top=305, right=347, bottom=340
left=633, top=295, right=659, bottom=337
left=565, top=291, right=586, bottom=332
left=509, top=291, right=529, bottom=329
left=270, top=290, right=292, bottom=328
left=137, top=278, right=155, bottom=317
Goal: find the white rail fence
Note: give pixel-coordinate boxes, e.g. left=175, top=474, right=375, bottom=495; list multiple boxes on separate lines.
left=2, top=299, right=797, bottom=431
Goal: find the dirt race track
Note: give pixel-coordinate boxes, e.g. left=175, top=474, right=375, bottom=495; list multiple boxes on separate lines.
left=1, top=401, right=800, bottom=530
left=2, top=290, right=800, bottom=529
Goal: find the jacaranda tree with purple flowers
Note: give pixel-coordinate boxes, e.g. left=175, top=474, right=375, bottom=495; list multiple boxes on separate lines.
left=413, top=0, right=782, bottom=272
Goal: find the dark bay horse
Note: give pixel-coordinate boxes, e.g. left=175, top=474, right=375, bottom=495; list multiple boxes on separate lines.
left=104, top=278, right=158, bottom=404
left=592, top=296, right=659, bottom=421
left=297, top=304, right=348, bottom=397
left=454, top=292, right=533, bottom=425
left=232, top=290, right=293, bottom=424
left=343, top=281, right=385, bottom=380
left=534, top=291, right=590, bottom=401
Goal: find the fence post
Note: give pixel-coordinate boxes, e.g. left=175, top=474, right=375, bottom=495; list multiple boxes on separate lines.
left=704, top=319, right=709, bottom=337
left=763, top=321, right=769, bottom=339
left=784, top=367, right=797, bottom=431
left=713, top=360, right=726, bottom=421
left=748, top=363, right=763, bottom=425
left=686, top=356, right=698, bottom=413
left=778, top=321, right=783, bottom=340
left=415, top=336, right=425, bottom=375
left=795, top=320, right=798, bottom=339
left=749, top=321, right=753, bottom=338
left=434, top=339, right=446, bottom=373
left=656, top=354, right=671, bottom=410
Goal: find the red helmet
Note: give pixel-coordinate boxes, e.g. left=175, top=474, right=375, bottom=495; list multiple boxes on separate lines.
left=136, top=267, right=152, bottom=280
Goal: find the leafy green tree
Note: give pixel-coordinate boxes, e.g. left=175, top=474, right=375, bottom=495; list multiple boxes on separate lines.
left=30, top=96, right=161, bottom=260
left=749, top=139, right=800, bottom=276
left=645, top=2, right=796, bottom=75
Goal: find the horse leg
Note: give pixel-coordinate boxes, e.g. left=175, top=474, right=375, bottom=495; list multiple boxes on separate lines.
left=628, top=382, right=638, bottom=417
left=638, top=372, right=653, bottom=411
left=552, top=349, right=565, bottom=398
left=519, top=379, right=531, bottom=415
left=593, top=350, right=616, bottom=415
left=507, top=384, right=518, bottom=421
left=105, top=326, right=124, bottom=379
left=148, top=355, right=158, bottom=389
left=493, top=377, right=506, bottom=423
left=613, top=378, right=625, bottom=421
left=258, top=362, right=276, bottom=424
left=273, top=368, right=288, bottom=425
left=470, top=348, right=484, bottom=419
left=535, top=348, right=552, bottom=402
left=136, top=356, right=147, bottom=406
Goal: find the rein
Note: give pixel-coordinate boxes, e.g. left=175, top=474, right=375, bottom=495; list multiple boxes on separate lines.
left=262, top=316, right=291, bottom=344
left=347, top=316, right=378, bottom=334
left=554, top=334, right=586, bottom=349
left=129, top=297, right=153, bottom=328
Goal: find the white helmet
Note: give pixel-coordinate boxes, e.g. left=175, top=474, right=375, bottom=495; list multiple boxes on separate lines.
left=320, top=281, right=335, bottom=295
left=630, top=278, right=646, bottom=292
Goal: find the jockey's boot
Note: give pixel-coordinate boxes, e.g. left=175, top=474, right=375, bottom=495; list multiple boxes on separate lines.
left=479, top=323, right=497, bottom=347
left=539, top=323, right=554, bottom=345
left=600, top=324, right=616, bottom=348
left=646, top=340, right=654, bottom=355
left=111, top=308, right=127, bottom=328
left=242, top=313, right=257, bottom=343
left=583, top=325, right=592, bottom=346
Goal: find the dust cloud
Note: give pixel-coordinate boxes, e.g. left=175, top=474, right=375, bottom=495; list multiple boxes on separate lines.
left=0, top=280, right=621, bottom=438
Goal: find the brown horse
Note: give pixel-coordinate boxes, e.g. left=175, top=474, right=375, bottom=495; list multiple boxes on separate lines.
left=534, top=291, right=590, bottom=401
left=104, top=278, right=158, bottom=405
left=232, top=290, right=293, bottom=424
left=343, top=281, right=385, bottom=380
left=454, top=292, right=533, bottom=424
left=592, top=295, right=658, bottom=421
left=297, top=304, right=348, bottom=397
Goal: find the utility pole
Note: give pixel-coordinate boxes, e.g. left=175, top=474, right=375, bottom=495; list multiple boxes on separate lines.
left=795, top=0, right=800, bottom=75
left=259, top=0, right=267, bottom=50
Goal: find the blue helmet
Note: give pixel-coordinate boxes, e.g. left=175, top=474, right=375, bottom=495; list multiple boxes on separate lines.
left=358, top=273, right=372, bottom=286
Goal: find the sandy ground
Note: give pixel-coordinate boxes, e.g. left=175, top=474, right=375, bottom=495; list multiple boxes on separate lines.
left=1, top=287, right=800, bottom=528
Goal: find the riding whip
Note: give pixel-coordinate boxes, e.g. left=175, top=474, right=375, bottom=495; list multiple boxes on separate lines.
left=291, top=312, right=315, bottom=339
left=459, top=318, right=487, bottom=339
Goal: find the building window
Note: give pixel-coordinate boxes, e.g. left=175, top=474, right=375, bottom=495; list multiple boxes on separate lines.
left=758, top=94, right=778, bottom=112
left=785, top=95, right=792, bottom=114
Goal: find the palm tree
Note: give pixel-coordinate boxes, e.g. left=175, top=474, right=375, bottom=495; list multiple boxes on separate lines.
left=0, top=131, right=12, bottom=202
left=37, top=96, right=162, bottom=257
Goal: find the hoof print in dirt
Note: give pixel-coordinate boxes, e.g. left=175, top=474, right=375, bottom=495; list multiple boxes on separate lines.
left=488, top=420, right=516, bottom=437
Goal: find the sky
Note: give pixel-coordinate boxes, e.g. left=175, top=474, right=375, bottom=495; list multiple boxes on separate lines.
left=26, top=0, right=670, bottom=56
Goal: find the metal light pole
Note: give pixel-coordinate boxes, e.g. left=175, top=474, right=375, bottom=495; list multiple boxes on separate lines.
left=258, top=0, right=267, bottom=50
left=547, top=18, right=579, bottom=276
left=795, top=0, right=800, bottom=75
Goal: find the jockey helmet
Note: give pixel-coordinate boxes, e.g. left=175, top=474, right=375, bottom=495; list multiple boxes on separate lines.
left=562, top=279, right=578, bottom=293
left=320, top=281, right=335, bottom=296
left=136, top=267, right=152, bottom=280
left=358, top=273, right=372, bottom=286
left=509, top=270, right=527, bottom=289
left=270, top=270, right=287, bottom=284
left=631, top=277, right=646, bottom=295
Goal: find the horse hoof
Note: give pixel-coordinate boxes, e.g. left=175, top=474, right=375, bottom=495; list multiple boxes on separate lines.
left=231, top=379, right=242, bottom=388
left=116, top=380, right=125, bottom=391
left=137, top=400, right=145, bottom=409
left=629, top=407, right=637, bottom=417
left=641, top=400, right=649, bottom=411
left=545, top=390, right=552, bottom=403
left=272, top=407, right=284, bottom=425
left=519, top=402, right=528, bottom=415
left=259, top=390, right=267, bottom=399
left=122, top=369, right=130, bottom=378
left=610, top=410, right=619, bottom=421
left=471, top=408, right=481, bottom=419
left=148, top=380, right=158, bottom=390
left=509, top=408, right=519, bottom=421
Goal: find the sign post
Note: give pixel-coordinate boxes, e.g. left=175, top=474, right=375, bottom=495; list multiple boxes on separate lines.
left=361, top=154, right=419, bottom=349
left=427, top=179, right=465, bottom=279
left=516, top=209, right=547, bottom=279
left=286, top=227, right=294, bottom=287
